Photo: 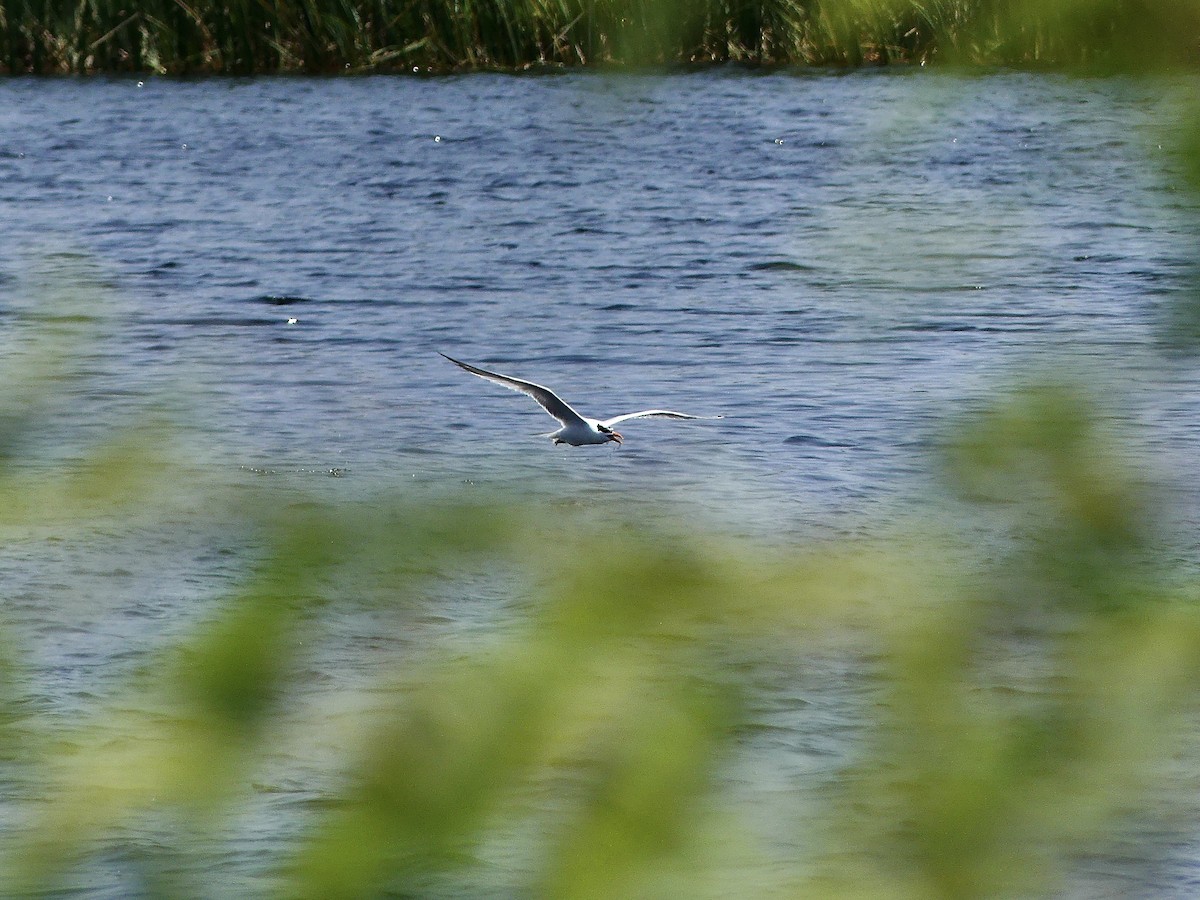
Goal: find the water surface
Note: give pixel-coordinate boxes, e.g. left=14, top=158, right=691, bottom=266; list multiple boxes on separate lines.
left=1, top=69, right=1199, bottom=896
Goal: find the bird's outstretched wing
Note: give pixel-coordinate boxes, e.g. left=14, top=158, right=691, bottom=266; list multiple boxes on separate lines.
left=439, top=353, right=588, bottom=427
left=600, top=410, right=723, bottom=428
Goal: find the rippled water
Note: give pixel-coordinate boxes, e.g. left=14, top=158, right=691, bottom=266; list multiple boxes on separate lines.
left=4, top=72, right=1197, bottom=512
left=2, top=70, right=1200, bottom=895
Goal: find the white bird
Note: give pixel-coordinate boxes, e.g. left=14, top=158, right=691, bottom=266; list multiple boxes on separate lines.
left=440, top=353, right=721, bottom=447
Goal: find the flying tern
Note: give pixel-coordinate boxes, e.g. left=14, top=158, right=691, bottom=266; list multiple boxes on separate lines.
left=440, top=353, right=721, bottom=446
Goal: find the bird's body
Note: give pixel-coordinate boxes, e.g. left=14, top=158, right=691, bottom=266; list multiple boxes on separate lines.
left=439, top=353, right=720, bottom=447
left=548, top=418, right=619, bottom=447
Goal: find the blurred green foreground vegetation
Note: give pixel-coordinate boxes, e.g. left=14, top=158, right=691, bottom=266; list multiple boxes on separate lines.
left=2, top=323, right=1200, bottom=899
left=2, top=0, right=1200, bottom=73
left=3, top=242, right=1200, bottom=895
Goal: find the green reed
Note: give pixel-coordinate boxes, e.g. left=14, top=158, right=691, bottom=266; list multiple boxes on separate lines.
left=2, top=0, right=1198, bottom=74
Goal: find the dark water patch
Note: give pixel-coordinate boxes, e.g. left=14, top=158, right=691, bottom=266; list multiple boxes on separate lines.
left=568, top=225, right=617, bottom=236
left=98, top=219, right=176, bottom=234
left=898, top=283, right=989, bottom=294
left=253, top=294, right=315, bottom=306
left=148, top=316, right=285, bottom=328
left=892, top=321, right=985, bottom=333
left=891, top=317, right=1062, bottom=334
left=784, top=434, right=857, bottom=448
left=674, top=306, right=767, bottom=317
left=121, top=605, right=166, bottom=620
left=146, top=260, right=181, bottom=275
left=318, top=296, right=459, bottom=310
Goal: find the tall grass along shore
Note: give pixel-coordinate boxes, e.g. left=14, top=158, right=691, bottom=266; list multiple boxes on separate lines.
left=2, top=0, right=1198, bottom=75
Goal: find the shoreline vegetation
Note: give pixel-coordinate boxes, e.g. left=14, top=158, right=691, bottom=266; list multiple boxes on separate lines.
left=2, top=0, right=1199, bottom=75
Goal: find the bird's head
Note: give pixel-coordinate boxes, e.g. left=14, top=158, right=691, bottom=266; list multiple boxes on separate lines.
left=597, top=424, right=623, bottom=444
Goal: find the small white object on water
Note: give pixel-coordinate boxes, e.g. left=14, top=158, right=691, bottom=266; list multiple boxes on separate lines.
left=137, top=81, right=144, bottom=88
left=287, top=317, right=298, bottom=325
left=434, top=135, right=442, bottom=142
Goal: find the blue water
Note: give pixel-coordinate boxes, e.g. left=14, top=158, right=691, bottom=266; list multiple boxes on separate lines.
left=2, top=69, right=1200, bottom=896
